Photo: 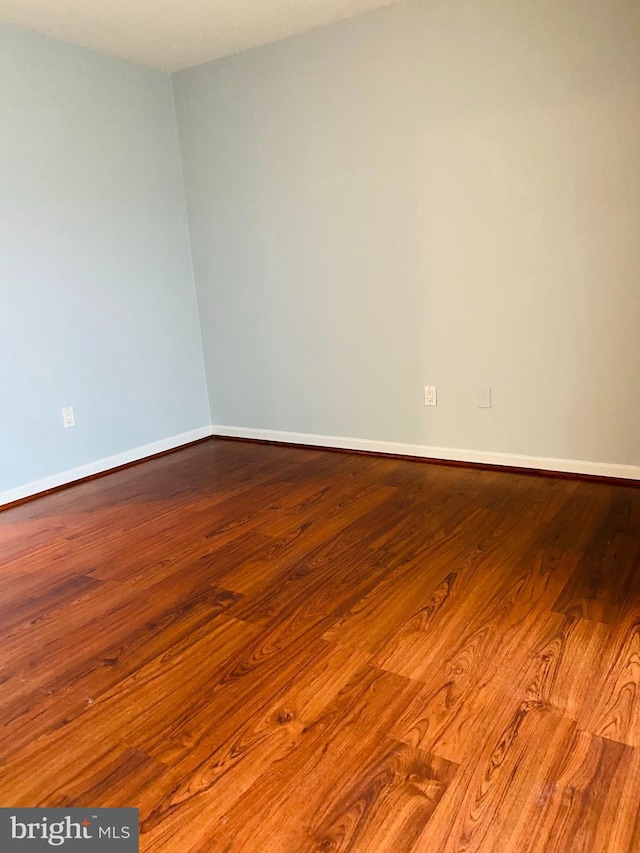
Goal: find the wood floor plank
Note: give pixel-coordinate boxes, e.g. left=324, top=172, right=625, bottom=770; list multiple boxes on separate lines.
left=579, top=614, right=640, bottom=747
left=552, top=489, right=640, bottom=625
left=219, top=481, right=399, bottom=596
left=0, top=438, right=639, bottom=852
left=0, top=580, right=243, bottom=739
left=409, top=702, right=573, bottom=852
left=0, top=570, right=103, bottom=637
left=133, top=638, right=371, bottom=765
left=135, top=640, right=372, bottom=841
left=389, top=609, right=610, bottom=765
left=506, top=728, right=637, bottom=853
left=355, top=479, right=586, bottom=666
left=0, top=614, right=257, bottom=802
left=296, top=739, right=458, bottom=853
left=141, top=667, right=425, bottom=852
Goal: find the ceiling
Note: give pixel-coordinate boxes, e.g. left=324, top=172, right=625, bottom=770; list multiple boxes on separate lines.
left=0, top=0, right=402, bottom=72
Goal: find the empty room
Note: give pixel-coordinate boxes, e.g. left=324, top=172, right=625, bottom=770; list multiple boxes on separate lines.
left=1, top=0, right=639, bottom=850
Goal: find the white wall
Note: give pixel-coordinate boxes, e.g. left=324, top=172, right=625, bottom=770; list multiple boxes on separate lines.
left=174, top=0, right=640, bottom=470
left=0, top=23, right=210, bottom=497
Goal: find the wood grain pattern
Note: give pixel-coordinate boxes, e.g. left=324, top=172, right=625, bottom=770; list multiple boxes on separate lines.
left=0, top=437, right=639, bottom=851
left=511, top=727, right=636, bottom=853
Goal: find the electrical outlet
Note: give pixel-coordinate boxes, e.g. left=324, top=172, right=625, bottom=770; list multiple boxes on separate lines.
left=62, top=407, right=75, bottom=428
left=424, top=385, right=437, bottom=406
left=477, top=387, right=492, bottom=409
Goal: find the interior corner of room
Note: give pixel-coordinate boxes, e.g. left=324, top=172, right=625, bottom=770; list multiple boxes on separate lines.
left=2, top=0, right=640, bottom=506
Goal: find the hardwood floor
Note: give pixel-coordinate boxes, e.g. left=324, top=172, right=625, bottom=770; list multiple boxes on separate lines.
left=1, top=438, right=639, bottom=851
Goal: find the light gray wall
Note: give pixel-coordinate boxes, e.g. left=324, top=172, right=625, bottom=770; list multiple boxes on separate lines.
left=0, top=23, right=210, bottom=493
left=174, top=0, right=640, bottom=467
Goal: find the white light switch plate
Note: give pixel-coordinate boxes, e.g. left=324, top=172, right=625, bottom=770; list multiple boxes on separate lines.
left=477, top=386, right=492, bottom=408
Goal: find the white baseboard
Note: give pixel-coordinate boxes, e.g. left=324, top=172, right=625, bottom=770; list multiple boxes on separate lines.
left=3, top=422, right=637, bottom=508
left=0, top=426, right=213, bottom=507
left=212, top=425, right=640, bottom=482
